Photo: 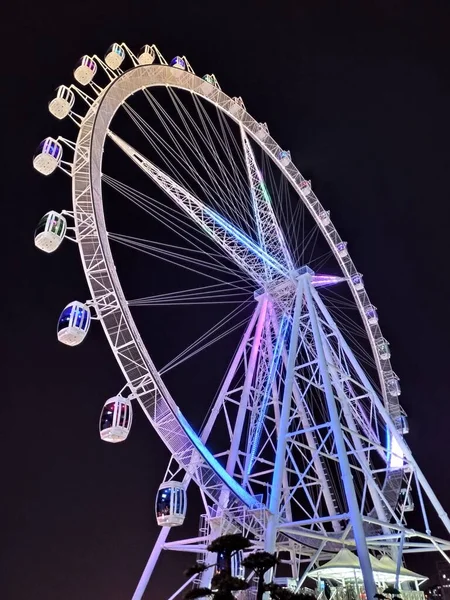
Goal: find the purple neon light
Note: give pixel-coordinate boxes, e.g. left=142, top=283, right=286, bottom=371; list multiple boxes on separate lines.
left=311, top=274, right=345, bottom=288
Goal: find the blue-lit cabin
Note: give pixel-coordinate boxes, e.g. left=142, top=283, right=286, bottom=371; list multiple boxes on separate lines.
left=170, top=56, right=186, bottom=70
left=74, top=55, right=97, bottom=85
left=33, top=138, right=62, bottom=176
left=336, top=241, right=348, bottom=258
left=99, top=396, right=132, bottom=443
left=394, top=414, right=409, bottom=435
left=138, top=45, right=155, bottom=65
left=214, top=549, right=244, bottom=579
left=155, top=481, right=187, bottom=527
left=34, top=211, right=67, bottom=253
left=352, top=273, right=364, bottom=291
left=279, top=150, right=291, bottom=167
left=57, top=301, right=91, bottom=346
left=365, top=305, right=378, bottom=325
left=105, top=43, right=125, bottom=70
left=400, top=488, right=414, bottom=512
left=49, top=86, right=75, bottom=120
left=376, top=339, right=391, bottom=360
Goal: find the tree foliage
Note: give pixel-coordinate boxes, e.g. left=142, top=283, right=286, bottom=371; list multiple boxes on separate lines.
left=184, top=562, right=208, bottom=578
left=184, top=533, right=304, bottom=600
left=383, top=588, right=401, bottom=596
left=211, top=573, right=249, bottom=592
left=207, top=533, right=252, bottom=554
left=241, top=551, right=279, bottom=573
left=185, top=588, right=214, bottom=599
left=266, top=583, right=313, bottom=600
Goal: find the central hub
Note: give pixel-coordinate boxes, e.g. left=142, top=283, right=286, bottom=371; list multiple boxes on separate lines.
left=254, top=266, right=316, bottom=313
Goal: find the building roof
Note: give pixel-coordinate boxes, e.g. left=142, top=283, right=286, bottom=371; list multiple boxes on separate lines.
left=307, top=548, right=427, bottom=584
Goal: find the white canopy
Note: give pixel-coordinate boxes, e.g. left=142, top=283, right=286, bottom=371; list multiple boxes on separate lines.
left=377, top=555, right=427, bottom=583
left=307, top=548, right=427, bottom=584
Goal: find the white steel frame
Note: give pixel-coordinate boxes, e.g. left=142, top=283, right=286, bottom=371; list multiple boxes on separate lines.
left=49, top=48, right=450, bottom=599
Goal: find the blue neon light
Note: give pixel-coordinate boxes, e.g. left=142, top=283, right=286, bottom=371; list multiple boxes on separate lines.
left=247, top=316, right=289, bottom=475
left=204, top=205, right=288, bottom=277
left=177, top=410, right=260, bottom=508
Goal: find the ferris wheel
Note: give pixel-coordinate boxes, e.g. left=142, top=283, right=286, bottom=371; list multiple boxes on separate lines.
left=33, top=43, right=450, bottom=600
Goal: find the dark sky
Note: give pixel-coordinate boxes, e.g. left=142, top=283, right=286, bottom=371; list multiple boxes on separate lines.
left=3, top=1, right=450, bottom=599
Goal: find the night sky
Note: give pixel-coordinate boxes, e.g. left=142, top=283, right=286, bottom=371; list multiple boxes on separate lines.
left=3, top=1, right=450, bottom=599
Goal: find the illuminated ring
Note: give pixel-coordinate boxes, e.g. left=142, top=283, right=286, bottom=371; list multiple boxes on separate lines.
left=72, top=64, right=403, bottom=519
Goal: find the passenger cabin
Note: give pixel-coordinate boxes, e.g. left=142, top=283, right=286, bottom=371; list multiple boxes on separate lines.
left=300, top=180, right=311, bottom=195
left=256, top=123, right=269, bottom=141
left=33, top=138, right=62, bottom=175
left=34, top=211, right=67, bottom=253
left=202, top=74, right=215, bottom=85
left=394, top=414, right=409, bottom=435
left=279, top=150, right=291, bottom=167
left=376, top=339, right=391, bottom=360
left=57, top=301, right=91, bottom=346
left=155, top=481, right=187, bottom=527
left=229, top=97, right=245, bottom=117
left=351, top=273, right=364, bottom=291
left=170, top=56, right=186, bottom=70
left=105, top=43, right=125, bottom=70
left=365, top=305, right=378, bottom=325
left=319, top=210, right=331, bottom=226
left=49, top=86, right=75, bottom=120
left=386, top=374, right=401, bottom=397
left=336, top=241, right=348, bottom=258
left=200, top=74, right=216, bottom=95
left=99, top=396, right=132, bottom=443
left=138, top=45, right=155, bottom=65
left=400, top=488, right=414, bottom=512
left=74, top=56, right=97, bottom=85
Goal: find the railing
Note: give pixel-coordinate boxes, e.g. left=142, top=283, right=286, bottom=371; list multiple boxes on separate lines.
left=321, top=587, right=424, bottom=600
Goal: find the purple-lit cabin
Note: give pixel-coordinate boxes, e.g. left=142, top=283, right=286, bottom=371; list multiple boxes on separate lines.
left=336, top=241, right=348, bottom=258
left=365, top=305, right=378, bottom=325
left=74, top=55, right=97, bottom=85
left=33, top=138, right=62, bottom=175
left=170, top=56, right=186, bottom=70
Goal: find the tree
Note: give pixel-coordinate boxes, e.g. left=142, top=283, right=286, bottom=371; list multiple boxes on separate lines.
left=241, top=551, right=278, bottom=600
left=266, top=583, right=313, bottom=600
left=184, top=533, right=307, bottom=600
left=184, top=533, right=251, bottom=600
left=185, top=589, right=214, bottom=599
left=208, top=533, right=252, bottom=574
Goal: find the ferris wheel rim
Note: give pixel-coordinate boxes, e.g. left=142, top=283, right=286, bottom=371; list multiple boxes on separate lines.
left=71, top=63, right=403, bottom=513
